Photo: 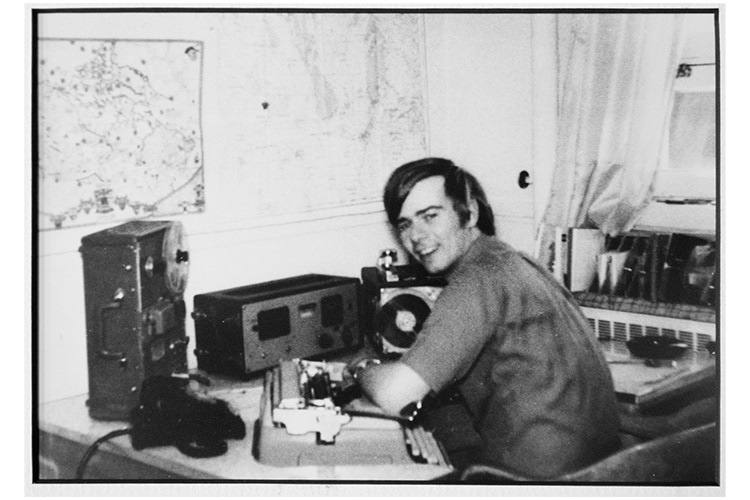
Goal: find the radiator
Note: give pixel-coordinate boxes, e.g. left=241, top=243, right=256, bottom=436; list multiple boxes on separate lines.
left=580, top=306, right=716, bottom=352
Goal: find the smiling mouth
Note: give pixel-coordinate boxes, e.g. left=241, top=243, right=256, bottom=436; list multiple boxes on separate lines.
left=416, top=247, right=437, bottom=259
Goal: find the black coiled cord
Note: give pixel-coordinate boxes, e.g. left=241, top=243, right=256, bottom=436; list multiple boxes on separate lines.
left=75, top=428, right=131, bottom=480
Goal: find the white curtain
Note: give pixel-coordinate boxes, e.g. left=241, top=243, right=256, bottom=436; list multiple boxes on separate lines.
left=540, top=13, right=686, bottom=237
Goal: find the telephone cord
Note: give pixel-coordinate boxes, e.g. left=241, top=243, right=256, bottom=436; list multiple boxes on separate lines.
left=74, top=428, right=132, bottom=480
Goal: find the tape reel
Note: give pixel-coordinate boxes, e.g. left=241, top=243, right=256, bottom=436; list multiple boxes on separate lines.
left=373, top=287, right=440, bottom=358
left=162, top=221, right=189, bottom=294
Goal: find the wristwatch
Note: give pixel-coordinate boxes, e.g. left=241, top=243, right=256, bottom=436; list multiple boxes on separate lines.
left=351, top=357, right=381, bottom=381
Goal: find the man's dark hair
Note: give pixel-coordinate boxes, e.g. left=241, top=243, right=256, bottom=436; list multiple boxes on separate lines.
left=383, top=157, right=496, bottom=236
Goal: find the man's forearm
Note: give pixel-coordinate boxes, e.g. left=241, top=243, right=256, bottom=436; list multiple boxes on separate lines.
left=357, top=361, right=431, bottom=415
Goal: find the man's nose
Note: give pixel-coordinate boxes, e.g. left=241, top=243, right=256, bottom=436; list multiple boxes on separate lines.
left=409, top=220, right=428, bottom=244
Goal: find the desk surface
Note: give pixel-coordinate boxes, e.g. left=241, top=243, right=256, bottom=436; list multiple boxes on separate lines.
left=600, top=340, right=716, bottom=408
left=37, top=374, right=452, bottom=481
left=38, top=341, right=717, bottom=481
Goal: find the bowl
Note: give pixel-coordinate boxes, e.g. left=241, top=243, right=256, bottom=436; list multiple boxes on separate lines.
left=626, top=336, right=690, bottom=360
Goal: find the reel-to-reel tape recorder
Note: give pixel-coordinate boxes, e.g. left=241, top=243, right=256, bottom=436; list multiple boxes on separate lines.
left=360, top=266, right=445, bottom=359
left=80, top=220, right=190, bottom=420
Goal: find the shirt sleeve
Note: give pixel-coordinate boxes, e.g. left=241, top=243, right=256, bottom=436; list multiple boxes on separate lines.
left=401, top=260, right=506, bottom=393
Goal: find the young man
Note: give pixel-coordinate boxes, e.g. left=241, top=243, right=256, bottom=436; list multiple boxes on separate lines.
left=357, top=158, right=621, bottom=479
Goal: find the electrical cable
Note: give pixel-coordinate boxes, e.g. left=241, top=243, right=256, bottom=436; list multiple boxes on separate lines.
left=75, top=428, right=132, bottom=480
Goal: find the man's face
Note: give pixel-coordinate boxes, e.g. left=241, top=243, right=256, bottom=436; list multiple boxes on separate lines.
left=396, top=176, right=478, bottom=274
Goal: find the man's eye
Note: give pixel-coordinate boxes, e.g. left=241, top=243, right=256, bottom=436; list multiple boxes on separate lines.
left=397, top=222, right=410, bottom=233
left=424, top=212, right=437, bottom=221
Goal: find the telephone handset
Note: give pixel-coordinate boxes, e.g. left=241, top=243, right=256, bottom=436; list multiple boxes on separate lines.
left=129, top=376, right=246, bottom=458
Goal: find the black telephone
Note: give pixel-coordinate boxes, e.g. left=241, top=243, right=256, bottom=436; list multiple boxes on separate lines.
left=129, top=376, right=246, bottom=458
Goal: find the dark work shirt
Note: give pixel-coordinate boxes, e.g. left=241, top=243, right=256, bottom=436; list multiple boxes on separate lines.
left=402, top=235, right=620, bottom=478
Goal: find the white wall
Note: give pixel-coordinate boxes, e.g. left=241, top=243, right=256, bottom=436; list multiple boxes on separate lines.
left=36, top=12, right=541, bottom=403
left=424, top=14, right=539, bottom=253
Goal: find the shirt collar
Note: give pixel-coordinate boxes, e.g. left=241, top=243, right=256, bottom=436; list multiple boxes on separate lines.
left=445, top=233, right=497, bottom=279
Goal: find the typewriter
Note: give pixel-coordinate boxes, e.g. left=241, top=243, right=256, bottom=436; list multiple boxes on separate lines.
left=253, top=358, right=453, bottom=472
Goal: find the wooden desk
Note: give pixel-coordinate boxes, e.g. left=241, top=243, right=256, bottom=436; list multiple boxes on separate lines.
left=600, top=339, right=716, bottom=409
left=600, top=339, right=717, bottom=441
left=37, top=342, right=716, bottom=481
left=37, top=374, right=451, bottom=481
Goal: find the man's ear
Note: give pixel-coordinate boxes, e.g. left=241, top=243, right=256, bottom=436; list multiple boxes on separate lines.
left=467, top=198, right=479, bottom=228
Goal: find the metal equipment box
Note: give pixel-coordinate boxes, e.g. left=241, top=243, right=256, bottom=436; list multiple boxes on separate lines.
left=80, top=221, right=190, bottom=420
left=192, top=274, right=361, bottom=378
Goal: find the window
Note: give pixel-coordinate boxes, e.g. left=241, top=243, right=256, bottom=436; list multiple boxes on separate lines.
left=636, top=13, right=717, bottom=233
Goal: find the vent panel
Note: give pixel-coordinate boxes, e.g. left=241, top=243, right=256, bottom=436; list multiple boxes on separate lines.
left=678, top=331, right=695, bottom=345
left=580, top=306, right=715, bottom=351
left=662, top=329, right=677, bottom=339
left=646, top=326, right=660, bottom=337
left=697, top=333, right=713, bottom=350
left=613, top=322, right=628, bottom=342
left=629, top=324, right=644, bottom=337
left=598, top=320, right=612, bottom=339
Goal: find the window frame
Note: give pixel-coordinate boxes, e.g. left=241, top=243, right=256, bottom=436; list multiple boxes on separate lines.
left=634, top=13, right=718, bottom=234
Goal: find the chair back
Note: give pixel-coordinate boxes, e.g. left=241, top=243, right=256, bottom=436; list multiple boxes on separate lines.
left=461, top=422, right=717, bottom=484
